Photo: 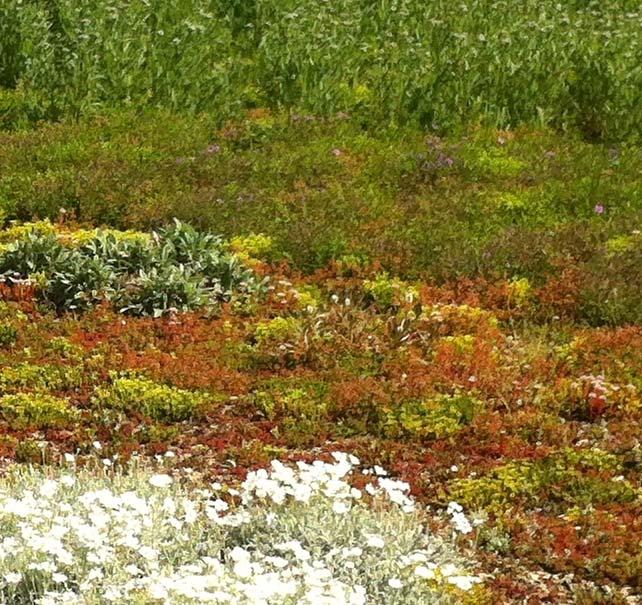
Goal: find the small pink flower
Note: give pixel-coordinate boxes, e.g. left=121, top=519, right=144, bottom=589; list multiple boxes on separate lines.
left=594, top=204, right=604, bottom=214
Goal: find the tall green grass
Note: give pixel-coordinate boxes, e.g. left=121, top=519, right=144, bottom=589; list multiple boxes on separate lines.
left=1, top=0, right=641, bottom=140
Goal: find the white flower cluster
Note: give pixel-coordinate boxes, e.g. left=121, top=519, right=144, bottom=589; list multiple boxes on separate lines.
left=446, top=501, right=473, bottom=534
left=0, top=454, right=482, bottom=604
left=242, top=453, right=415, bottom=514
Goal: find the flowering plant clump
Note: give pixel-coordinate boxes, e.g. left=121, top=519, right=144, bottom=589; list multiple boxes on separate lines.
left=0, top=454, right=481, bottom=605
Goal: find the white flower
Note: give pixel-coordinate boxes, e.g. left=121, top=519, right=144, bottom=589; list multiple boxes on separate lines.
left=138, top=546, right=157, bottom=561
left=59, top=475, right=75, bottom=487
left=365, top=534, right=385, bottom=549
left=92, top=441, right=102, bottom=451
left=440, top=563, right=458, bottom=577
left=447, top=501, right=463, bottom=513
left=86, top=568, right=104, bottom=582
left=451, top=512, right=473, bottom=534
left=183, top=499, right=198, bottom=524
left=212, top=499, right=229, bottom=512
left=230, top=546, right=250, bottom=562
left=148, top=474, right=173, bottom=488
left=102, top=586, right=125, bottom=602
left=332, top=501, right=350, bottom=515
left=3, top=572, right=22, bottom=584
left=233, top=559, right=253, bottom=578
left=265, top=556, right=289, bottom=569
left=388, top=578, right=403, bottom=589
left=447, top=575, right=482, bottom=591
left=414, top=566, right=435, bottom=579
left=39, top=479, right=59, bottom=498
left=330, top=451, right=359, bottom=466
left=447, top=502, right=473, bottom=534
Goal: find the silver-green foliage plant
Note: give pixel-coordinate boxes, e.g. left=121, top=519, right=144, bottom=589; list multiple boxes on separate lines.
left=0, top=220, right=260, bottom=315
left=0, top=454, right=482, bottom=604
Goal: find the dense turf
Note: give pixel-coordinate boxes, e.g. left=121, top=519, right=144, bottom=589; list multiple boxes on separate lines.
left=1, top=112, right=640, bottom=324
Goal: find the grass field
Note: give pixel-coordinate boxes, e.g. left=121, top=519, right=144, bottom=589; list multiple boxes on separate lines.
left=0, top=1, right=641, bottom=604
left=1, top=0, right=641, bottom=140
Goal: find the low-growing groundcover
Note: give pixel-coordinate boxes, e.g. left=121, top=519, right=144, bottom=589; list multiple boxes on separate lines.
left=1, top=2, right=641, bottom=600
left=0, top=113, right=639, bottom=325
left=0, top=220, right=640, bottom=603
left=0, top=454, right=485, bottom=605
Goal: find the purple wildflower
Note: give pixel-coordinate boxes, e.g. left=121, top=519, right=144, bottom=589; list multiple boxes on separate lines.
left=438, top=153, right=454, bottom=168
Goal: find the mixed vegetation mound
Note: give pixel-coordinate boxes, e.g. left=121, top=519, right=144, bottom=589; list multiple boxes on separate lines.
left=0, top=456, right=485, bottom=604
left=1, top=115, right=639, bottom=324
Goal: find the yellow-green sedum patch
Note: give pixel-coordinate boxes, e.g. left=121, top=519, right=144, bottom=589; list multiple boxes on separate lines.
left=0, top=392, right=78, bottom=429
left=92, top=375, right=210, bottom=422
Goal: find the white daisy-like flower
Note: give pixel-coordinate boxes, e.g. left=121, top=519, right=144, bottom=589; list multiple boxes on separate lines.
left=447, top=575, right=482, bottom=591
left=414, top=565, right=435, bottom=579
left=332, top=500, right=350, bottom=515
left=365, top=534, right=385, bottom=549
left=148, top=474, right=173, bottom=488
left=3, top=572, right=22, bottom=584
